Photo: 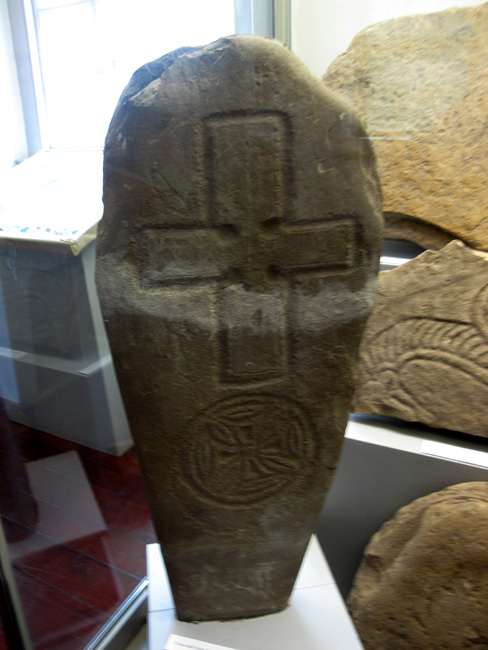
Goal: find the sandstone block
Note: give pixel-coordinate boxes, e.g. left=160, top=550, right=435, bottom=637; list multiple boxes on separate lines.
left=323, top=4, right=488, bottom=251
left=96, top=36, right=382, bottom=620
left=354, top=240, right=488, bottom=438
left=348, top=482, right=488, bottom=650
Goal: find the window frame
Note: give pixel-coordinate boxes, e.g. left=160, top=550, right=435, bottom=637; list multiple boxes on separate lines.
left=8, top=0, right=290, bottom=157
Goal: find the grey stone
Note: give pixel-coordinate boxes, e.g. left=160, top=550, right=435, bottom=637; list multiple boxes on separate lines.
left=348, top=482, right=488, bottom=650
left=354, top=240, right=488, bottom=438
left=96, top=35, right=382, bottom=621
left=323, top=4, right=488, bottom=252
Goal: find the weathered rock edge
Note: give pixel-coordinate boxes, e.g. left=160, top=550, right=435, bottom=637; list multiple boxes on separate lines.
left=348, top=482, right=488, bottom=650
left=323, top=3, right=488, bottom=251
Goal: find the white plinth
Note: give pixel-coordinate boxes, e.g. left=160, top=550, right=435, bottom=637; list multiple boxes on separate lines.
left=0, top=151, right=132, bottom=454
left=146, top=535, right=363, bottom=650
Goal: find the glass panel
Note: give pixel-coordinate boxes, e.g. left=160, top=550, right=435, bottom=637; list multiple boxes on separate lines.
left=0, top=401, right=156, bottom=650
left=0, top=152, right=157, bottom=647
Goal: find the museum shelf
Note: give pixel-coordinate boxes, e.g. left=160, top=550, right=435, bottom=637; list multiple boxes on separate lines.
left=0, top=151, right=131, bottom=455
left=146, top=535, right=364, bottom=650
left=318, top=414, right=488, bottom=599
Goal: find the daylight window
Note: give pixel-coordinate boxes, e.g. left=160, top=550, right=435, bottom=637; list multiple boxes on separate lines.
left=33, top=0, right=236, bottom=149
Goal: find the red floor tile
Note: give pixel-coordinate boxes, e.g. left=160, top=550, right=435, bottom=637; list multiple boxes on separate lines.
left=15, top=569, right=109, bottom=650
left=0, top=410, right=156, bottom=650
left=14, top=541, right=140, bottom=613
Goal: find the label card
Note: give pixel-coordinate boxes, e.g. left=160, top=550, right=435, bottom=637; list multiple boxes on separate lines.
left=165, top=634, right=237, bottom=650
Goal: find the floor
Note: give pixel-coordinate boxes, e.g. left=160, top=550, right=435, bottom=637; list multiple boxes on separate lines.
left=0, top=401, right=157, bottom=650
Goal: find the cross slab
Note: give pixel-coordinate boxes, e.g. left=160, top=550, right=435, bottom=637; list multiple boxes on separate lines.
left=142, top=112, right=358, bottom=383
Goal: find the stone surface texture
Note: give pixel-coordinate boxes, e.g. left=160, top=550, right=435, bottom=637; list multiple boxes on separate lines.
left=348, top=482, right=488, bottom=650
left=354, top=240, right=488, bottom=437
left=323, top=4, right=488, bottom=252
left=96, top=36, right=382, bottom=621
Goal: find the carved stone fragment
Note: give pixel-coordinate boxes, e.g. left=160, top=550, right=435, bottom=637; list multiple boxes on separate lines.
left=96, top=35, right=382, bottom=621
left=348, top=482, right=488, bottom=650
left=354, top=240, right=488, bottom=437
left=323, top=4, right=488, bottom=252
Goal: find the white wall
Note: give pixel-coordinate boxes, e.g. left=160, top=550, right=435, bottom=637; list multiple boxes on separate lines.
left=0, top=0, right=27, bottom=172
left=291, top=0, right=488, bottom=79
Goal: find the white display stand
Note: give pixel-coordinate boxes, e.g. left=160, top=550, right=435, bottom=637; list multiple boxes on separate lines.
left=318, top=415, right=488, bottom=598
left=0, top=151, right=132, bottom=454
left=146, top=535, right=363, bottom=650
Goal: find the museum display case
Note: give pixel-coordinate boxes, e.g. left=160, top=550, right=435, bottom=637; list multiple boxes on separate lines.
left=1, top=0, right=487, bottom=648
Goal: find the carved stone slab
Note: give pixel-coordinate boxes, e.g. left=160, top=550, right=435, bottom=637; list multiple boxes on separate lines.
left=348, top=482, right=488, bottom=650
left=96, top=36, right=382, bottom=621
left=323, top=4, right=488, bottom=252
left=354, top=240, right=488, bottom=437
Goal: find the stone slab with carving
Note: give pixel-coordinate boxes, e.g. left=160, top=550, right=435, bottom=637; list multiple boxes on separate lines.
left=323, top=4, right=488, bottom=252
left=348, top=482, right=488, bottom=650
left=354, top=240, right=488, bottom=437
left=96, top=36, right=382, bottom=621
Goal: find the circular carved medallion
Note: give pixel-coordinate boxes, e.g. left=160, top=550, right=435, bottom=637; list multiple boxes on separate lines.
left=185, top=394, right=316, bottom=507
